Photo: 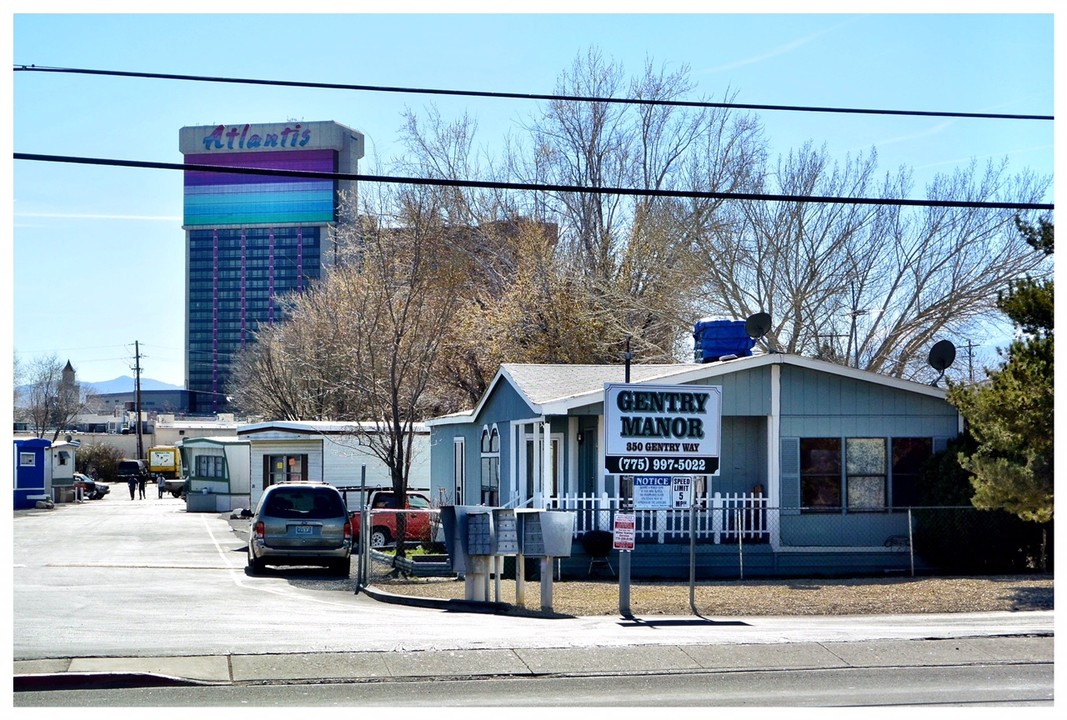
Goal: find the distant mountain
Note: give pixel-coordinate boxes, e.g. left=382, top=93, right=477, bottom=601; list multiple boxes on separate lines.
left=12, top=376, right=184, bottom=407
left=84, top=376, right=184, bottom=395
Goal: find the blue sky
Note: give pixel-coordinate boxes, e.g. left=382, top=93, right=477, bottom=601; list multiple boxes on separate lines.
left=6, top=4, right=1057, bottom=387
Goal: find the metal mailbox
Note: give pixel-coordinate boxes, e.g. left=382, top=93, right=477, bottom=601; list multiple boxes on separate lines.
left=492, top=508, right=520, bottom=555
left=516, top=509, right=575, bottom=557
left=467, top=512, right=493, bottom=555
left=441, top=505, right=493, bottom=574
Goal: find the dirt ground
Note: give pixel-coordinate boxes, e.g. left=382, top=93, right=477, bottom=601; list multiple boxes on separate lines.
left=370, top=574, right=1054, bottom=617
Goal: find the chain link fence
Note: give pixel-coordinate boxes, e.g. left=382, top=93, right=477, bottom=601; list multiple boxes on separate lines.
left=355, top=503, right=1049, bottom=588
left=351, top=506, right=451, bottom=589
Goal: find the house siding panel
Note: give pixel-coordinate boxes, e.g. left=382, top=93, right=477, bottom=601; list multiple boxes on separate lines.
left=691, top=366, right=771, bottom=416
left=716, top=416, right=767, bottom=495
left=477, top=381, right=537, bottom=424
left=779, top=366, right=958, bottom=439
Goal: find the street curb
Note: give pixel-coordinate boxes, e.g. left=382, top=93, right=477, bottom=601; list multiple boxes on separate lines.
left=360, top=585, right=512, bottom=615
left=14, top=672, right=212, bottom=692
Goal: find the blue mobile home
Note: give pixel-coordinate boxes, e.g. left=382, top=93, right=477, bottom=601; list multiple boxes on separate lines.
left=13, top=438, right=52, bottom=509
left=427, top=353, right=962, bottom=578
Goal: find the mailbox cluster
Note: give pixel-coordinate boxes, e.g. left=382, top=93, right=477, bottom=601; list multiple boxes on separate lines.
left=442, top=506, right=575, bottom=573
left=440, top=506, right=577, bottom=609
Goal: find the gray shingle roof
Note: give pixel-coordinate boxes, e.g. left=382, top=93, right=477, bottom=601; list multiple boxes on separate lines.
left=500, top=363, right=696, bottom=407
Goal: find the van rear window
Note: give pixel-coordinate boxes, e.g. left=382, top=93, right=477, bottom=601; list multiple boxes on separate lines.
left=265, top=488, right=345, bottom=519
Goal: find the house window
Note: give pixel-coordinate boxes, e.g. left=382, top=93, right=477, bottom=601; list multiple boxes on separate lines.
left=846, top=438, right=887, bottom=511
left=195, top=454, right=226, bottom=478
left=452, top=438, right=465, bottom=504
left=800, top=438, right=841, bottom=511
left=891, top=437, right=933, bottom=509
left=480, top=425, right=500, bottom=506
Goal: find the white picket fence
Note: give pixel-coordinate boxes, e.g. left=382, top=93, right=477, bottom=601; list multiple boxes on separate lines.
left=542, top=491, right=770, bottom=544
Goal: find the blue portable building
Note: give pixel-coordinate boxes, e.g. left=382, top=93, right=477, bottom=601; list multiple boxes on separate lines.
left=13, top=438, right=52, bottom=509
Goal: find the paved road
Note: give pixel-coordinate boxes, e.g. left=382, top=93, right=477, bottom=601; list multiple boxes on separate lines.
left=13, top=496, right=1054, bottom=695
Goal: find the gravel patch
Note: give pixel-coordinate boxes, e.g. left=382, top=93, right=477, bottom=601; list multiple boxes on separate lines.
left=370, top=574, right=1053, bottom=617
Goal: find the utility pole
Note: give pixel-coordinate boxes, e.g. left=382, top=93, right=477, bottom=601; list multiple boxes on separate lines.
left=619, top=336, right=633, bottom=619
left=134, top=341, right=144, bottom=461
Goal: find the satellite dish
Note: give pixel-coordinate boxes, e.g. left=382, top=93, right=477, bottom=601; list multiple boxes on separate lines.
left=927, top=340, right=956, bottom=386
left=928, top=340, right=956, bottom=373
left=745, top=312, right=772, bottom=340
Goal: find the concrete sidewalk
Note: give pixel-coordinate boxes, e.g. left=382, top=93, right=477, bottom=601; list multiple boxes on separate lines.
left=14, top=585, right=1055, bottom=691
left=14, top=635, right=1054, bottom=691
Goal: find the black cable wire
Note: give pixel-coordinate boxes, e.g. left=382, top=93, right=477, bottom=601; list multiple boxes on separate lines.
left=13, top=152, right=1055, bottom=211
left=12, top=64, right=1055, bottom=121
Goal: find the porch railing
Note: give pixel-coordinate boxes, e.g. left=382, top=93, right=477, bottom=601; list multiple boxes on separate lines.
left=544, top=491, right=770, bottom=544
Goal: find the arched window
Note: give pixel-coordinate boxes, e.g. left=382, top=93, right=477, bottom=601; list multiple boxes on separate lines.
left=480, top=425, right=500, bottom=505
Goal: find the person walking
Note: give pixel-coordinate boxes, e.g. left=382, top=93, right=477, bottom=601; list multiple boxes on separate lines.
left=138, top=474, right=147, bottom=500
left=158, top=475, right=165, bottom=499
left=127, top=476, right=136, bottom=500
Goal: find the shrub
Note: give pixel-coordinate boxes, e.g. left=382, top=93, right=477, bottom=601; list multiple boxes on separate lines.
left=76, top=443, right=124, bottom=482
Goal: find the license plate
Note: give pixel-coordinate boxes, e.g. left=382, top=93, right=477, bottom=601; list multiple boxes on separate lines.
left=293, top=525, right=316, bottom=536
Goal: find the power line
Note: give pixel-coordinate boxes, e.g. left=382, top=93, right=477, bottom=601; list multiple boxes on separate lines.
left=13, top=152, right=1054, bottom=211
left=12, top=64, right=1054, bottom=122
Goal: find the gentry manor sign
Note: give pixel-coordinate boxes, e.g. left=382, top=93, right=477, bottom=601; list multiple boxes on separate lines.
left=603, top=383, right=722, bottom=475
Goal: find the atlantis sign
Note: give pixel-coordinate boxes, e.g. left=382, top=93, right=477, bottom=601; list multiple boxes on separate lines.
left=603, top=383, right=722, bottom=475
left=199, top=123, right=313, bottom=151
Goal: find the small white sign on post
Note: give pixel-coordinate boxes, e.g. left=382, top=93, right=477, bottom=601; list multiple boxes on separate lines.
left=672, top=476, right=693, bottom=509
left=613, top=512, right=636, bottom=551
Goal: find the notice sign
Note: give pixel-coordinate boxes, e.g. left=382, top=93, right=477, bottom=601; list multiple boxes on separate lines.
left=613, top=512, right=636, bottom=551
left=604, top=383, right=722, bottom=475
left=633, top=476, right=672, bottom=510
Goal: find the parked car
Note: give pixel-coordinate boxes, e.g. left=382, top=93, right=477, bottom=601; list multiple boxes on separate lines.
left=247, top=482, right=352, bottom=576
left=115, top=459, right=149, bottom=482
left=350, top=490, right=436, bottom=549
left=73, top=472, right=109, bottom=500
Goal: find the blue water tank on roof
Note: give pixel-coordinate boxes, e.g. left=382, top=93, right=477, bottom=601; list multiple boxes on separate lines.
left=693, top=319, right=756, bottom=363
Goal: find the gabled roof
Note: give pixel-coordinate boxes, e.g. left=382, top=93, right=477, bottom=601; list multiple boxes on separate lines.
left=428, top=353, right=949, bottom=425
left=237, top=420, right=428, bottom=437
left=178, top=436, right=249, bottom=446
left=502, top=363, right=696, bottom=407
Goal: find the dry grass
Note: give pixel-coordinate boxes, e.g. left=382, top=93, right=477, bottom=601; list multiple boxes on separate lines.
left=370, top=574, right=1053, bottom=617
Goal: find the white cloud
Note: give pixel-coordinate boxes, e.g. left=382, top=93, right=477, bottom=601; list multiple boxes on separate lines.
left=15, top=211, right=181, bottom=222
left=699, top=19, right=857, bottom=74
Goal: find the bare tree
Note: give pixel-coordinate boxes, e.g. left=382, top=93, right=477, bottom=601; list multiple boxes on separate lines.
left=513, top=49, right=765, bottom=361
left=22, top=355, right=91, bottom=441
left=228, top=315, right=356, bottom=422
left=693, top=147, right=1052, bottom=380
left=329, top=197, right=468, bottom=558
left=230, top=189, right=469, bottom=559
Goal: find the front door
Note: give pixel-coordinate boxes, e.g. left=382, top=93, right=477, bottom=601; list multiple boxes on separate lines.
left=522, top=429, right=562, bottom=507
left=264, top=454, right=308, bottom=488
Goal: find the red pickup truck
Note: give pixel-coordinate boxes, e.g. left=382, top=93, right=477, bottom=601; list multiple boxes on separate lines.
left=349, top=490, right=436, bottom=549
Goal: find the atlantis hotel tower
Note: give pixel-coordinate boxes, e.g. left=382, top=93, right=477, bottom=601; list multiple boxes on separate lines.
left=179, top=121, right=365, bottom=411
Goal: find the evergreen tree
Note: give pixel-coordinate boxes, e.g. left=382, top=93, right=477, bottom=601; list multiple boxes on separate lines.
left=949, top=217, right=1053, bottom=525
